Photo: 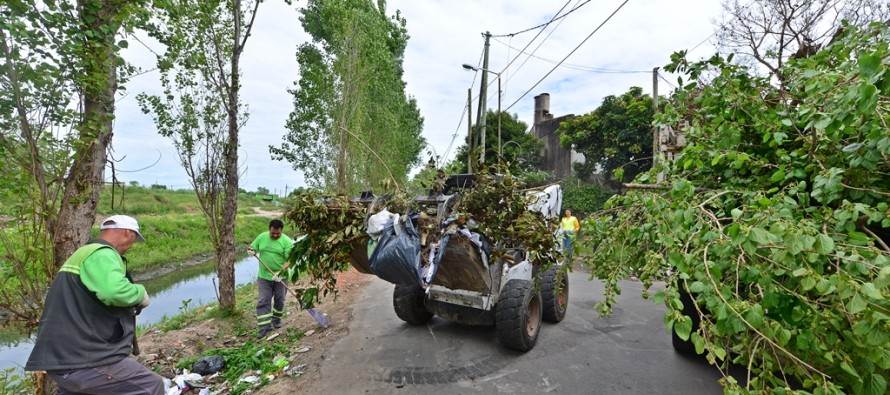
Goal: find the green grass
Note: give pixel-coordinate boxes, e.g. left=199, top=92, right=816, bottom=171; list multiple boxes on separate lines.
left=97, top=184, right=280, bottom=216
left=125, top=215, right=270, bottom=272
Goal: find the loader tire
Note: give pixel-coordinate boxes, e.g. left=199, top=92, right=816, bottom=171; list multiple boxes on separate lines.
left=496, top=279, right=542, bottom=352
left=393, top=284, right=433, bottom=324
left=540, top=266, right=568, bottom=323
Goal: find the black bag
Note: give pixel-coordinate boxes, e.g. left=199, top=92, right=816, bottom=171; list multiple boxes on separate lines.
left=192, top=355, right=225, bottom=375
left=369, top=217, right=422, bottom=286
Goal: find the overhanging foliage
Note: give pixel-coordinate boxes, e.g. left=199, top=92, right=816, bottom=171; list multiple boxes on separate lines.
left=585, top=22, right=890, bottom=394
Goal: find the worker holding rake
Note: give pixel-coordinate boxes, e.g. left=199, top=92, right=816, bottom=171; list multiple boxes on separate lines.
left=248, top=219, right=293, bottom=339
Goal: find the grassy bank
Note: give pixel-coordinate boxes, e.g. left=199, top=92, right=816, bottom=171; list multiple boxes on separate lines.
left=97, top=185, right=282, bottom=272
left=126, top=215, right=270, bottom=272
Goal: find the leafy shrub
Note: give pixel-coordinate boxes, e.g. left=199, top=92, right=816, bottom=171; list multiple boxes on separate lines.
left=562, top=182, right=613, bottom=218
left=586, top=23, right=890, bottom=394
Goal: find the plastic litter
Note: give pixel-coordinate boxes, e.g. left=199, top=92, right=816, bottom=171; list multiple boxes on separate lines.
left=192, top=355, right=225, bottom=375
left=307, top=308, right=329, bottom=328
left=369, top=216, right=422, bottom=285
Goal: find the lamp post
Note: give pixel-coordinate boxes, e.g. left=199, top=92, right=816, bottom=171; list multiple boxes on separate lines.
left=503, top=140, right=525, bottom=165
left=462, top=63, right=502, bottom=161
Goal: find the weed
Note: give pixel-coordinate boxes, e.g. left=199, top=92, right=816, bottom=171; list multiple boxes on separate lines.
left=0, top=368, right=31, bottom=395
left=177, top=342, right=290, bottom=395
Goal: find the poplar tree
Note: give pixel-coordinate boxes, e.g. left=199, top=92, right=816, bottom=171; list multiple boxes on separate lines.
left=271, top=0, right=424, bottom=195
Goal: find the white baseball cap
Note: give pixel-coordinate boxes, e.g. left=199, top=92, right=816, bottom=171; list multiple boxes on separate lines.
left=100, top=215, right=145, bottom=242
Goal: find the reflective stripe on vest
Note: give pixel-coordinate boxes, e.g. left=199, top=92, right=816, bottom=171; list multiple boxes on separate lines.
left=59, top=244, right=113, bottom=275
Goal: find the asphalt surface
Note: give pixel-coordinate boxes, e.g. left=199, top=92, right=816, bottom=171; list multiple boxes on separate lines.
left=315, top=272, right=728, bottom=394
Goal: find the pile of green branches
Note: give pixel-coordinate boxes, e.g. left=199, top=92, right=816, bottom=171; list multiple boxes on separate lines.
left=284, top=163, right=558, bottom=307
left=585, top=22, right=890, bottom=394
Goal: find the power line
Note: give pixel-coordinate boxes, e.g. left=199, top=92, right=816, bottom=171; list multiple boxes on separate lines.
left=445, top=0, right=576, bottom=164
left=504, top=0, right=632, bottom=112
left=492, top=37, right=649, bottom=74
left=505, top=0, right=583, bottom=91
left=442, top=46, right=486, bottom=164
left=658, top=72, right=677, bottom=89
left=491, top=0, right=593, bottom=38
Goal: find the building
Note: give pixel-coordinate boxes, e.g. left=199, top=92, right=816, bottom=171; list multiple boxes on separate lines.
left=531, top=93, right=582, bottom=179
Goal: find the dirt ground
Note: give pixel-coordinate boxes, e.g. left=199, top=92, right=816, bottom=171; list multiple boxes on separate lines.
left=135, top=267, right=372, bottom=394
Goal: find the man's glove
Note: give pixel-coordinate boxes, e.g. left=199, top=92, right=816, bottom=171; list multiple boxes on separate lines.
left=138, top=292, right=151, bottom=309
left=272, top=274, right=282, bottom=283
left=247, top=247, right=257, bottom=257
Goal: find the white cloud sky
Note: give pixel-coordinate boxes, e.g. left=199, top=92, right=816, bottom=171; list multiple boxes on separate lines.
left=111, top=0, right=724, bottom=195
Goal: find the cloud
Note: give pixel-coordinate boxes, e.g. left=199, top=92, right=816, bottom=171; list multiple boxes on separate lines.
left=112, top=0, right=721, bottom=195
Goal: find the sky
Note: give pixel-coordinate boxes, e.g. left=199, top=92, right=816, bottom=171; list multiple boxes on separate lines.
left=113, top=0, right=725, bottom=196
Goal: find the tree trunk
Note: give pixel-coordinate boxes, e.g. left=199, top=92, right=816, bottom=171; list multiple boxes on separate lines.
left=217, top=0, right=242, bottom=310
left=43, top=3, right=124, bottom=393
left=52, top=1, right=121, bottom=268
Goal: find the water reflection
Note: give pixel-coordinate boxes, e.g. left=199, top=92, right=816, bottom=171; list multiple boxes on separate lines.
left=0, top=256, right=259, bottom=372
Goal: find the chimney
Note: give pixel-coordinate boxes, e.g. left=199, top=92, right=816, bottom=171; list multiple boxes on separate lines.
left=533, top=93, right=551, bottom=127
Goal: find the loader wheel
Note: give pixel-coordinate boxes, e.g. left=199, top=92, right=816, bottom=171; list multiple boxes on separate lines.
left=496, top=279, right=542, bottom=352
left=540, top=266, right=568, bottom=322
left=393, top=284, right=433, bottom=324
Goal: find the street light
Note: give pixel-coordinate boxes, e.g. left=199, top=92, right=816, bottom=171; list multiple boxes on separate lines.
left=503, top=140, right=525, bottom=164
left=462, top=63, right=502, bottom=161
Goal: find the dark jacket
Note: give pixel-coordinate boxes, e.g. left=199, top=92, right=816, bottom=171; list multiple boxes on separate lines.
left=25, top=239, right=139, bottom=371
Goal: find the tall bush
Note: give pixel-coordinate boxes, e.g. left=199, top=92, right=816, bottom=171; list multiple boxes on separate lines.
left=585, top=23, right=890, bottom=394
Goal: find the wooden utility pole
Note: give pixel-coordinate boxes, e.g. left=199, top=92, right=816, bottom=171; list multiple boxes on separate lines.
left=467, top=88, right=474, bottom=173
left=652, top=67, right=659, bottom=167
left=477, top=31, right=491, bottom=165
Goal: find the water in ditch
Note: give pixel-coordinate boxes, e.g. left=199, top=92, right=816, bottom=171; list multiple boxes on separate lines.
left=0, top=256, right=260, bottom=373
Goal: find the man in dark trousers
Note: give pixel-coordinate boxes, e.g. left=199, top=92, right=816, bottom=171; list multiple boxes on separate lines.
left=26, top=215, right=164, bottom=395
left=248, top=219, right=294, bottom=339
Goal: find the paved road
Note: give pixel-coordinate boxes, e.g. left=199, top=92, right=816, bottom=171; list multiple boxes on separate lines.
left=316, top=273, right=727, bottom=394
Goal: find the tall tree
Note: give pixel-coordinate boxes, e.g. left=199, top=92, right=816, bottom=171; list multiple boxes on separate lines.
left=448, top=110, right=541, bottom=175
left=558, top=86, right=653, bottom=182
left=0, top=0, right=141, bottom=328
left=716, top=0, right=889, bottom=82
left=270, top=0, right=425, bottom=195
left=138, top=0, right=260, bottom=310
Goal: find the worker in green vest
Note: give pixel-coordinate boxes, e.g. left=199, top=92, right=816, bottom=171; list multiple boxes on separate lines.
left=560, top=209, right=581, bottom=261
left=26, top=215, right=164, bottom=395
left=248, top=219, right=294, bottom=339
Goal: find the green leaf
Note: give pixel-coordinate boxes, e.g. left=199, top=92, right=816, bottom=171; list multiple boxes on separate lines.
left=675, top=316, right=693, bottom=341
left=859, top=52, right=882, bottom=79
left=847, top=293, right=868, bottom=314
left=777, top=329, right=791, bottom=346
left=856, top=372, right=886, bottom=395
left=814, top=234, right=835, bottom=254
left=743, top=304, right=764, bottom=328
left=876, top=267, right=890, bottom=289
left=748, top=227, right=771, bottom=245
left=858, top=84, right=879, bottom=113
left=691, top=332, right=704, bottom=354
left=861, top=283, right=884, bottom=300
left=840, top=361, right=861, bottom=380
left=713, top=346, right=727, bottom=361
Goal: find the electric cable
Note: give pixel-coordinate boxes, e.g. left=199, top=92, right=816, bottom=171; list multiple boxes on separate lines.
left=504, top=0, right=631, bottom=112
left=492, top=37, right=649, bottom=73
left=491, top=0, right=593, bottom=38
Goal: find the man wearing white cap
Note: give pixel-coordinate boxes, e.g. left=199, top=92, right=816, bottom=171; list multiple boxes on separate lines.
left=26, top=215, right=164, bottom=394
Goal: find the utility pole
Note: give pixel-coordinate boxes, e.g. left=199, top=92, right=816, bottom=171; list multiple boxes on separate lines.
left=652, top=67, right=659, bottom=167
left=477, top=31, right=491, bottom=165
left=467, top=88, right=474, bottom=173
